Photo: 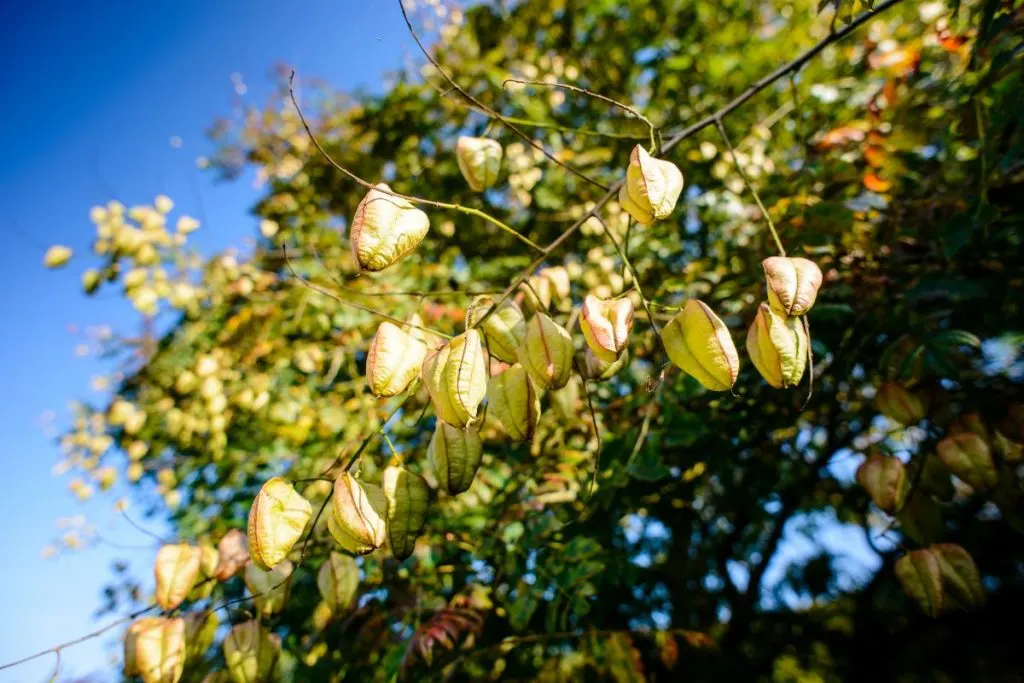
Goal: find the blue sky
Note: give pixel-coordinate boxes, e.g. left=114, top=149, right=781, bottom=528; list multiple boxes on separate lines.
left=0, top=1, right=413, bottom=679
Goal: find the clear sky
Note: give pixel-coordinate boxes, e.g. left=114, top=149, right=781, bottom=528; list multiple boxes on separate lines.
left=0, top=1, right=413, bottom=680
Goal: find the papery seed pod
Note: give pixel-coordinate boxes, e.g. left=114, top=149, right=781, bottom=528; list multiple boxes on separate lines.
left=518, top=313, right=573, bottom=390
left=382, top=464, right=430, bottom=560
left=937, top=433, right=998, bottom=493
left=580, top=295, right=634, bottom=363
left=550, top=376, right=581, bottom=422
left=746, top=303, right=808, bottom=389
left=184, top=611, right=219, bottom=662
left=950, top=411, right=988, bottom=441
left=421, top=330, right=488, bottom=427
left=223, top=620, right=280, bottom=683
left=366, top=321, right=427, bottom=397
left=895, top=549, right=943, bottom=618
left=154, top=543, right=201, bottom=610
left=134, top=617, right=186, bottom=683
left=539, top=266, right=571, bottom=302
left=761, top=256, right=824, bottom=317
left=518, top=275, right=552, bottom=312
left=466, top=295, right=525, bottom=364
left=247, top=477, right=312, bottom=570
left=618, top=145, right=684, bottom=224
left=933, top=543, right=985, bottom=611
left=406, top=313, right=445, bottom=350
left=244, top=560, right=293, bottom=617
left=486, top=364, right=541, bottom=442
left=875, top=381, right=928, bottom=425
left=581, top=347, right=630, bottom=381
left=350, top=183, right=430, bottom=272
left=188, top=544, right=219, bottom=600
left=125, top=618, right=162, bottom=678
left=456, top=136, right=503, bottom=192
left=330, top=473, right=388, bottom=555
left=317, top=552, right=360, bottom=611
left=855, top=453, right=908, bottom=513
left=214, top=529, right=249, bottom=581
left=428, top=420, right=485, bottom=493
left=661, top=300, right=739, bottom=392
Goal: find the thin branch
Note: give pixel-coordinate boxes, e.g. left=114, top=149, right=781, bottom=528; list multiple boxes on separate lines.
left=497, top=114, right=650, bottom=141
left=120, top=508, right=171, bottom=544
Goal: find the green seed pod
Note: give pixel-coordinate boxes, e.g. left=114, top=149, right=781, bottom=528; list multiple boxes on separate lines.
left=214, top=529, right=249, bottom=581
left=581, top=346, right=630, bottom=381
left=428, top=420, right=484, bottom=493
left=154, top=543, right=201, bottom=610
left=134, top=617, right=186, bottom=683
left=350, top=183, right=429, bottom=272
left=746, top=302, right=807, bottom=389
left=487, top=364, right=541, bottom=442
left=382, top=464, right=430, bottom=560
left=317, top=552, right=360, bottom=611
left=366, top=321, right=427, bottom=397
left=932, top=543, right=985, bottom=611
left=421, top=330, right=488, bottom=427
left=223, top=620, right=280, bottom=683
left=937, top=432, right=998, bottom=493
left=875, top=381, right=928, bottom=425
left=519, top=275, right=552, bottom=313
left=618, top=145, right=684, bottom=224
left=518, top=312, right=573, bottom=390
left=855, top=453, right=908, bottom=513
left=247, top=477, right=312, bottom=571
left=895, top=549, right=943, bottom=618
left=456, top=136, right=503, bottom=191
left=466, top=295, right=525, bottom=364
left=330, top=473, right=388, bottom=555
left=661, top=300, right=739, bottom=392
left=244, top=560, right=293, bottom=617
left=762, top=256, right=823, bottom=317
left=580, top=295, right=633, bottom=363
left=183, top=611, right=219, bottom=662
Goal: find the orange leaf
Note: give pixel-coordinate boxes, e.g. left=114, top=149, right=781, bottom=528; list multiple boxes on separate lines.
left=864, top=146, right=886, bottom=168
left=817, top=126, right=866, bottom=150
left=869, top=47, right=920, bottom=76
left=863, top=173, right=892, bottom=193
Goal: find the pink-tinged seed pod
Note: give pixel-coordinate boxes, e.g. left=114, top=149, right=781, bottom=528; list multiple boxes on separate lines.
left=932, top=543, right=985, bottom=611
left=224, top=620, right=280, bottom=683
left=382, top=464, right=430, bottom=561
left=247, top=477, right=312, bottom=570
left=421, top=330, right=489, bottom=427
left=330, top=472, right=387, bottom=555
left=580, top=295, right=634, bottom=363
left=317, top=552, right=360, bottom=612
left=855, top=453, right=908, bottom=513
left=746, top=302, right=807, bottom=389
left=895, top=549, right=943, bottom=618
left=618, top=145, right=684, bottom=224
left=244, top=560, right=293, bottom=617
left=366, top=321, right=427, bottom=397
left=487, top=364, right=541, bottom=442
left=466, top=295, right=525, bottom=364
left=350, top=183, right=429, bottom=272
left=456, top=136, right=503, bottom=192
left=214, top=529, right=249, bottom=581
left=875, top=381, right=928, bottom=425
left=133, top=617, right=186, bottom=683
left=936, top=432, right=998, bottom=493
left=154, top=543, right=201, bottom=610
left=661, top=300, right=739, bottom=392
left=518, top=313, right=574, bottom=390
left=761, top=256, right=823, bottom=317
left=428, top=420, right=484, bottom=494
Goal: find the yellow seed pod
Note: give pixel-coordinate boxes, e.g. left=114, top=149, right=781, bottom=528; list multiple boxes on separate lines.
left=932, top=543, right=985, bottom=611
left=746, top=303, right=808, bottom=389
left=224, top=620, right=280, bottom=683
left=875, top=381, right=928, bottom=425
left=539, top=266, right=571, bottom=302
left=154, top=543, right=201, bottom=610
left=317, top=552, right=360, bottom=611
left=937, top=433, right=998, bottom=493
left=466, top=295, right=525, bottom=364
left=247, top=477, right=312, bottom=571
left=44, top=244, right=73, bottom=268
left=188, top=543, right=219, bottom=600
left=244, top=560, right=293, bottom=617
left=421, top=330, right=488, bottom=427
left=183, top=611, right=219, bottom=662
left=580, top=295, right=634, bottom=363
left=350, top=183, right=429, bottom=272
left=428, top=420, right=484, bottom=494
left=518, top=312, right=573, bottom=390
left=330, top=472, right=388, bottom=555
left=581, top=347, right=630, bottom=381
left=855, top=453, right=908, bottom=513
left=134, top=617, right=186, bottom=683
left=487, top=364, right=541, bottom=442
left=895, top=549, right=943, bottom=618
left=661, top=300, right=739, bottom=392
left=761, top=256, right=824, bottom=317
left=382, top=464, right=430, bottom=560
left=456, top=136, right=503, bottom=192
left=125, top=617, right=163, bottom=678
left=518, top=275, right=552, bottom=312
left=618, top=145, right=684, bottom=224
left=214, top=529, right=249, bottom=581
left=366, top=321, right=427, bottom=397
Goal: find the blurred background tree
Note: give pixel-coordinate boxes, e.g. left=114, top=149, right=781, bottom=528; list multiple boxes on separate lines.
left=18, top=0, right=1024, bottom=680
